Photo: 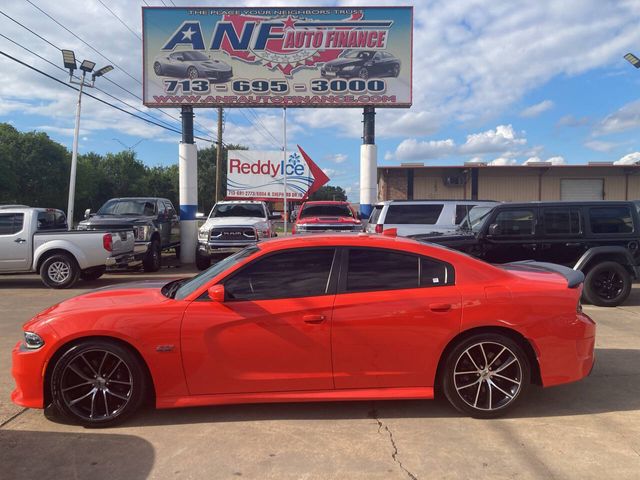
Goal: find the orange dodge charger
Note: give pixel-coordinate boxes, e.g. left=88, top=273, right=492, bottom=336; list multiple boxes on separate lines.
left=12, top=233, right=595, bottom=426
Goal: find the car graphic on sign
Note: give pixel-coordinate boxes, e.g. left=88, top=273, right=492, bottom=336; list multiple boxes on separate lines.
left=321, top=50, right=401, bottom=79
left=153, top=50, right=233, bottom=82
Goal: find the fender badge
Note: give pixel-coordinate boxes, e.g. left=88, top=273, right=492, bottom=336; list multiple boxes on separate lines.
left=156, top=345, right=175, bottom=352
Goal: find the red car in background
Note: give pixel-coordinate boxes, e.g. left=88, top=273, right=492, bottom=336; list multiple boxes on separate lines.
left=12, top=233, right=595, bottom=426
left=292, top=201, right=362, bottom=234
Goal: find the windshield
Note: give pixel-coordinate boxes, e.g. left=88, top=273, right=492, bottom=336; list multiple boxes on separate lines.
left=97, top=199, right=156, bottom=216
left=174, top=247, right=259, bottom=300
left=300, top=204, right=353, bottom=218
left=183, top=51, right=209, bottom=61
left=460, top=206, right=494, bottom=233
left=211, top=204, right=265, bottom=218
left=345, top=51, right=373, bottom=60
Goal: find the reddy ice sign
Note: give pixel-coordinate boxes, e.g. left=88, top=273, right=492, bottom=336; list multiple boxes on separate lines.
left=226, top=147, right=329, bottom=200
left=142, top=6, right=412, bottom=108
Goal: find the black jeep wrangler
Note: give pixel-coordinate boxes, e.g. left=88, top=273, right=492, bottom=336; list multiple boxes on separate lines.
left=413, top=201, right=640, bottom=307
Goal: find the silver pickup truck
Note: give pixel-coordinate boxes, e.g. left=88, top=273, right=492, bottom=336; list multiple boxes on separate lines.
left=0, top=207, right=135, bottom=288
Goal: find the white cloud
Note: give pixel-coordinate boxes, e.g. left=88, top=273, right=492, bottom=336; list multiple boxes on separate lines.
left=519, top=100, right=554, bottom=118
left=459, top=125, right=526, bottom=155
left=614, top=152, right=640, bottom=165
left=489, top=157, right=518, bottom=166
left=322, top=168, right=337, bottom=177
left=394, top=138, right=456, bottom=161
left=596, top=100, right=640, bottom=136
left=326, top=153, right=348, bottom=164
left=557, top=115, right=591, bottom=128
left=585, top=140, right=620, bottom=152
left=523, top=155, right=566, bottom=165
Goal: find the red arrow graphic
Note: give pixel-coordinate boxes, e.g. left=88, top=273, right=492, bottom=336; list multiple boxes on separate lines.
left=298, top=145, right=330, bottom=200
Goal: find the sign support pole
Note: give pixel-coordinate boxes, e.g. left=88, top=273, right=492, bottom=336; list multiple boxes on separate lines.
left=283, top=107, right=288, bottom=234
left=216, top=107, right=224, bottom=202
left=360, top=106, right=377, bottom=219
left=179, top=105, right=197, bottom=264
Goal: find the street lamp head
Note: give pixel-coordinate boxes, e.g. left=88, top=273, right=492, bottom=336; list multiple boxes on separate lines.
left=79, top=59, right=96, bottom=73
left=61, top=49, right=77, bottom=72
left=624, top=52, right=640, bottom=68
left=92, top=65, right=113, bottom=80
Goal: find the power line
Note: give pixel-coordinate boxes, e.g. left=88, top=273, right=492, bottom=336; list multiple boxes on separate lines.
left=0, top=49, right=218, bottom=144
left=96, top=0, right=142, bottom=41
left=0, top=8, right=215, bottom=138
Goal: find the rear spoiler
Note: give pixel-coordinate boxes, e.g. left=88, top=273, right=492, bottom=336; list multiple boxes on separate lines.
left=501, top=260, right=585, bottom=288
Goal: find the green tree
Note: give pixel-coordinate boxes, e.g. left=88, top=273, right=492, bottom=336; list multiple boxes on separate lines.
left=309, top=185, right=348, bottom=201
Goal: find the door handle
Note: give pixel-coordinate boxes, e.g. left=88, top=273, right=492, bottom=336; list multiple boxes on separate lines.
left=303, top=314, right=326, bottom=324
left=566, top=242, right=581, bottom=247
left=429, top=303, right=452, bottom=313
left=14, top=238, right=26, bottom=244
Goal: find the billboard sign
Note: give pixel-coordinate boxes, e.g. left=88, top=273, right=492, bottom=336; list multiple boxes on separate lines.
left=226, top=146, right=329, bottom=200
left=142, top=6, right=412, bottom=108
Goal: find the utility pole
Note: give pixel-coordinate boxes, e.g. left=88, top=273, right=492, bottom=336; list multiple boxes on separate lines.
left=216, top=107, right=224, bottom=203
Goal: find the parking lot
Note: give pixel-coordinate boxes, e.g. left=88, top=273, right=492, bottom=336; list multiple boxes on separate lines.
left=1, top=264, right=639, bottom=480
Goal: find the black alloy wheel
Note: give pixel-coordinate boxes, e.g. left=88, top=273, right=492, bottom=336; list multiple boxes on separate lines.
left=50, top=340, right=146, bottom=427
left=187, top=66, right=198, bottom=79
left=583, top=261, right=631, bottom=307
left=143, top=240, right=161, bottom=272
left=358, top=67, right=369, bottom=79
left=153, top=62, right=163, bottom=75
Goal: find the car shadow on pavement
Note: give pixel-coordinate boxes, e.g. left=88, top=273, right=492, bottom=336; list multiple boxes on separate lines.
left=0, top=429, right=154, bottom=479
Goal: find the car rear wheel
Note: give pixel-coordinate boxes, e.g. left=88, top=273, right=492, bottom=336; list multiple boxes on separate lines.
left=358, top=67, right=369, bottom=79
left=187, top=66, right=198, bottom=79
left=50, top=340, right=147, bottom=427
left=442, top=334, right=530, bottom=418
left=583, top=261, right=631, bottom=307
left=142, top=239, right=161, bottom=272
left=40, top=253, right=80, bottom=289
left=153, top=62, right=163, bottom=75
left=80, top=266, right=106, bottom=281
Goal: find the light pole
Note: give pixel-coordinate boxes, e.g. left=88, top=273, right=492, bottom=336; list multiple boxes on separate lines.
left=61, top=49, right=112, bottom=229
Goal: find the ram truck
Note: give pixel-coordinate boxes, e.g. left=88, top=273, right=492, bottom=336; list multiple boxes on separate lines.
left=0, top=207, right=135, bottom=288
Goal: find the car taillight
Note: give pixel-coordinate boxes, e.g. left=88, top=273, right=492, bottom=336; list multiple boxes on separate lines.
left=103, top=233, right=113, bottom=252
left=291, top=224, right=296, bottom=235
left=375, top=224, right=383, bottom=234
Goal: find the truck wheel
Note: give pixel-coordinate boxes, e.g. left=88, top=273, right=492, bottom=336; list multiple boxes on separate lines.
left=142, top=240, right=161, bottom=272
left=80, top=266, right=106, bottom=281
left=583, top=261, right=631, bottom=307
left=40, top=253, right=80, bottom=289
left=174, top=246, right=181, bottom=260
left=195, top=250, right=211, bottom=270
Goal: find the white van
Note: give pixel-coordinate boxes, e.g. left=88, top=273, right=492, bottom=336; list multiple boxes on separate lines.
left=365, top=200, right=499, bottom=236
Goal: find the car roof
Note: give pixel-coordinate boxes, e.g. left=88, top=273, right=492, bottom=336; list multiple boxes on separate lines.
left=493, top=201, right=636, bottom=208
left=216, top=200, right=264, bottom=204
left=375, top=200, right=498, bottom=206
left=109, top=197, right=166, bottom=202
left=256, top=232, right=430, bottom=253
left=302, top=201, right=351, bottom=206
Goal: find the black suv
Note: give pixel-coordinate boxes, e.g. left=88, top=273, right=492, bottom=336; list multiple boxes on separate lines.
left=77, top=197, right=180, bottom=272
left=413, top=201, right=640, bottom=307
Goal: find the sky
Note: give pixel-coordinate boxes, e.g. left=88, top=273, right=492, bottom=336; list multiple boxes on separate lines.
left=2, top=0, right=640, bottom=202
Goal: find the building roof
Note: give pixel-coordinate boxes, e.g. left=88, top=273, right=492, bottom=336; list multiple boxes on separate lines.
left=380, top=163, right=640, bottom=170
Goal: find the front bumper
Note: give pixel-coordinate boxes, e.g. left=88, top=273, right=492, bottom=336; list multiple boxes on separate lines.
left=321, top=69, right=359, bottom=78
left=198, top=240, right=257, bottom=255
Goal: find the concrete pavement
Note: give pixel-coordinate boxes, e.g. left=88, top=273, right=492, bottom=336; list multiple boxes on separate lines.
left=1, top=266, right=639, bottom=479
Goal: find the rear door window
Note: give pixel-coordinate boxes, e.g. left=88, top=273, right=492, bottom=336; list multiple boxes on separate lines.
left=542, top=208, right=581, bottom=235
left=385, top=204, right=444, bottom=225
left=589, top=207, right=634, bottom=234
left=0, top=213, right=24, bottom=235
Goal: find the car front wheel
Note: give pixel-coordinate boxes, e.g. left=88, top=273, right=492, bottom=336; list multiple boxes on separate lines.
left=442, top=333, right=530, bottom=418
left=187, top=66, right=198, bottom=79
left=142, top=240, right=161, bottom=272
left=358, top=67, right=369, bottom=79
left=583, top=261, right=631, bottom=307
left=195, top=249, right=211, bottom=270
left=50, top=340, right=147, bottom=427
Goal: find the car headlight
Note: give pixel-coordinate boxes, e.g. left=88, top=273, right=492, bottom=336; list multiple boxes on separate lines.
left=296, top=224, right=307, bottom=232
left=76, top=223, right=88, bottom=230
left=134, top=225, right=151, bottom=241
left=256, top=224, right=270, bottom=238
left=24, top=331, right=44, bottom=349
left=342, top=65, right=357, bottom=71
left=198, top=229, right=209, bottom=241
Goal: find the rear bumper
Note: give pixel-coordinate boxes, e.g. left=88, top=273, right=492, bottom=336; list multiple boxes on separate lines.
left=537, top=312, right=596, bottom=388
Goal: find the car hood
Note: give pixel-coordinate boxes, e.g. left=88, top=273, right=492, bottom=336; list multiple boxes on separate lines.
left=78, top=215, right=154, bottom=228
left=25, top=281, right=173, bottom=327
left=325, top=58, right=362, bottom=68
left=201, top=216, right=267, bottom=229
left=297, top=216, right=361, bottom=225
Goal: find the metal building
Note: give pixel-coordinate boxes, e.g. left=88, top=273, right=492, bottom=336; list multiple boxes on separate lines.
left=378, top=162, right=640, bottom=202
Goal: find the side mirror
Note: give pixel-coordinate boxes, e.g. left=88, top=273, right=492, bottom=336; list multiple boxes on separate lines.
left=268, top=214, right=282, bottom=221
left=488, top=223, right=501, bottom=236
left=207, top=284, right=225, bottom=302
left=84, top=208, right=91, bottom=220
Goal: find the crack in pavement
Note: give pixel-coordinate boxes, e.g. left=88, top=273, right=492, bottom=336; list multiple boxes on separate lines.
left=369, top=405, right=418, bottom=480
left=0, top=408, right=27, bottom=429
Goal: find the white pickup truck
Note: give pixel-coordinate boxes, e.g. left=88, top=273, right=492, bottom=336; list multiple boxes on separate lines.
left=196, top=200, right=280, bottom=270
left=0, top=207, right=136, bottom=288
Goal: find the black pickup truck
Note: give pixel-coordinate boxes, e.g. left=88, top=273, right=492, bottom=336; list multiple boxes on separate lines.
left=413, top=201, right=640, bottom=307
left=77, top=197, right=180, bottom=272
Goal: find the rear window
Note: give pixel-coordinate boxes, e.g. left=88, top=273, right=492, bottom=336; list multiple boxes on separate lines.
left=589, top=207, right=634, bottom=234
left=385, top=204, right=444, bottom=225
left=300, top=204, right=353, bottom=218
left=37, top=210, right=67, bottom=231
left=369, top=205, right=383, bottom=224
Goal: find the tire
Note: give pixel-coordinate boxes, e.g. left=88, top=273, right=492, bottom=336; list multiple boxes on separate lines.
left=40, top=253, right=80, bottom=289
left=392, top=64, right=400, bottom=77
left=174, top=246, right=181, bottom=260
left=196, top=250, right=211, bottom=270
left=50, top=339, right=147, bottom=427
left=583, top=261, right=631, bottom=307
left=142, top=240, right=161, bottom=272
left=358, top=67, right=369, bottom=79
left=80, top=266, right=106, bottom=281
left=442, top=333, right=530, bottom=419
left=153, top=62, right=163, bottom=75
left=187, top=66, right=198, bottom=79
